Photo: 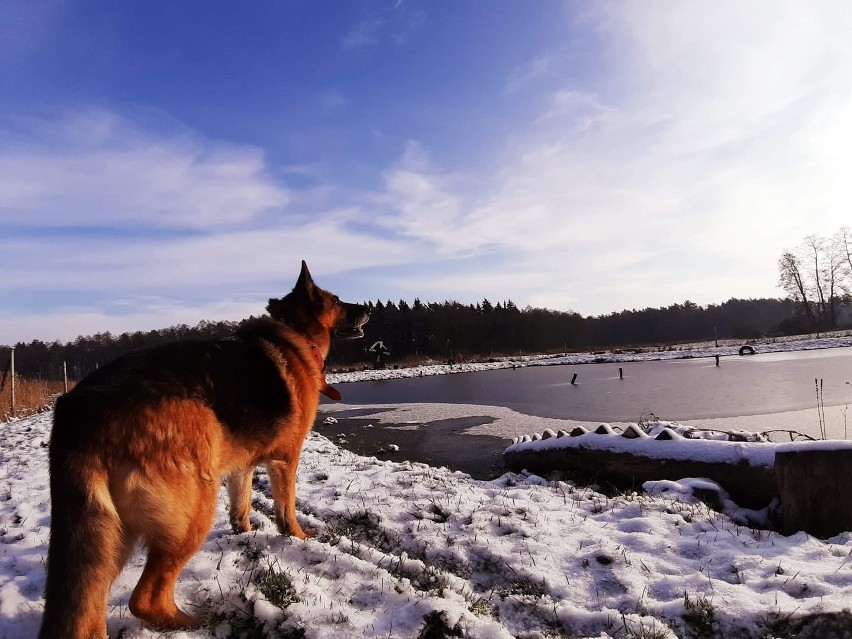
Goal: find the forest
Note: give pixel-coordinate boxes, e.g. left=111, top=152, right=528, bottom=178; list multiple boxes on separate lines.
left=0, top=296, right=810, bottom=381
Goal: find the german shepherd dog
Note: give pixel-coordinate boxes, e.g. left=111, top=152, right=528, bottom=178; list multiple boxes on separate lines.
left=38, top=262, right=369, bottom=639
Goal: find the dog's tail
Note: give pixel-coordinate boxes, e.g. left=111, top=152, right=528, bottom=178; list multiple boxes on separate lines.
left=39, top=396, right=126, bottom=639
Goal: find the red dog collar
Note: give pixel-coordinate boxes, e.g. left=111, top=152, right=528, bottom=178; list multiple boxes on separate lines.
left=310, top=344, right=342, bottom=401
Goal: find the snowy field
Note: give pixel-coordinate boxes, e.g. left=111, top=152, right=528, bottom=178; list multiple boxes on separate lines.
left=2, top=412, right=852, bottom=639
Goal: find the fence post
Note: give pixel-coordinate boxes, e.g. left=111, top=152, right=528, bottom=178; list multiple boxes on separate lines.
left=10, top=347, right=15, bottom=418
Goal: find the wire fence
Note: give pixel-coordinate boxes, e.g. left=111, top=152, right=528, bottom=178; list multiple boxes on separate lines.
left=1, top=350, right=72, bottom=422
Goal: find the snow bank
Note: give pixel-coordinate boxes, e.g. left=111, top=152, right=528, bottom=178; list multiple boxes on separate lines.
left=505, top=421, right=852, bottom=468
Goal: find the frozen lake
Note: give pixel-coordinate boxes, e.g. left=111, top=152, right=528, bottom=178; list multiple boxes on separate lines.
left=334, top=347, right=852, bottom=440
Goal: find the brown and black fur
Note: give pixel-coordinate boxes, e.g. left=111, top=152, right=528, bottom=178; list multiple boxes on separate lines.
left=38, top=261, right=369, bottom=639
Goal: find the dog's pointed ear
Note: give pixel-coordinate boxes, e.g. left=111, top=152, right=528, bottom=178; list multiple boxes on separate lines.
left=295, top=260, right=316, bottom=297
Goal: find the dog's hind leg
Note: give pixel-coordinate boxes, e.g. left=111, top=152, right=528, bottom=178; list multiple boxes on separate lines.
left=227, top=469, right=254, bottom=533
left=128, top=480, right=217, bottom=630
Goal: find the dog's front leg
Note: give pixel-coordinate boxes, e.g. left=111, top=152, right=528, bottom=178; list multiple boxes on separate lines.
left=227, top=470, right=254, bottom=533
left=266, top=459, right=315, bottom=539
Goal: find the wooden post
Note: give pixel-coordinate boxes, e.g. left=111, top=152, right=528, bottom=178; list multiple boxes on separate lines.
left=571, top=372, right=578, bottom=385
left=63, top=361, right=69, bottom=394
left=619, top=367, right=623, bottom=379
left=715, top=354, right=720, bottom=367
left=776, top=449, right=852, bottom=537
left=9, top=347, right=15, bottom=418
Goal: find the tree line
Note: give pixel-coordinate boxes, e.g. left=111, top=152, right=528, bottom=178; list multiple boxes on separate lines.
left=778, top=227, right=852, bottom=332
left=1, top=296, right=808, bottom=381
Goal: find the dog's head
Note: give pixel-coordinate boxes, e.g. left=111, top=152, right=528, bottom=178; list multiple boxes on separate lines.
left=267, top=261, right=370, bottom=344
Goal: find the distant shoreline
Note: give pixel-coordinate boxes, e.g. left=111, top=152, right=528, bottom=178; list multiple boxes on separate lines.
left=328, top=332, right=852, bottom=384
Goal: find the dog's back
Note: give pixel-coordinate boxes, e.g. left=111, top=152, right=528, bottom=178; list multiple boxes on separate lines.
left=57, top=333, right=295, bottom=439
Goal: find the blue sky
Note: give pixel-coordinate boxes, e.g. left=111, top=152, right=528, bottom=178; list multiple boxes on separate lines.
left=2, top=1, right=851, bottom=344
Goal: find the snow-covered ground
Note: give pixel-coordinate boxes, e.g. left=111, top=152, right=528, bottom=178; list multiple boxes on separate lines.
left=2, top=412, right=852, bottom=639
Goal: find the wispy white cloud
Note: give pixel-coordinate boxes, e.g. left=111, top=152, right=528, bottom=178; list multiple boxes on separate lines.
left=0, top=298, right=264, bottom=344
left=505, top=56, right=550, bottom=93
left=0, top=110, right=289, bottom=229
left=342, top=19, right=385, bottom=49
left=318, top=89, right=348, bottom=113
left=535, top=90, right=613, bottom=130
left=5, top=212, right=417, bottom=294
left=370, top=141, right=470, bottom=253
left=341, top=4, right=425, bottom=51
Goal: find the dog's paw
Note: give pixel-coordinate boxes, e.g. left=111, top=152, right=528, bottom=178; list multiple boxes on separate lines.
left=131, top=599, right=205, bottom=631
left=170, top=610, right=206, bottom=630
left=290, top=528, right=317, bottom=539
left=285, top=526, right=317, bottom=540
left=230, top=519, right=252, bottom=534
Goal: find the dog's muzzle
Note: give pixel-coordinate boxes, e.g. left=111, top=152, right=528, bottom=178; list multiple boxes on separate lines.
left=334, top=306, right=370, bottom=340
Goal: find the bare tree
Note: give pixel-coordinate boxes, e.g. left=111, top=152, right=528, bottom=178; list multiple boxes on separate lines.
left=837, top=226, right=852, bottom=282
left=778, top=249, right=817, bottom=327
left=804, top=234, right=845, bottom=327
left=803, top=235, right=829, bottom=325
left=779, top=231, right=849, bottom=331
left=824, top=236, right=846, bottom=327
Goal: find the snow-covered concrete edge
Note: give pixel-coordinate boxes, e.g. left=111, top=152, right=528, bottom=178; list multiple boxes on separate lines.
left=504, top=421, right=852, bottom=468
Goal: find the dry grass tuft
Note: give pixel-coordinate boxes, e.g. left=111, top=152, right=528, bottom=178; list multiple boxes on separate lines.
left=0, top=376, right=73, bottom=422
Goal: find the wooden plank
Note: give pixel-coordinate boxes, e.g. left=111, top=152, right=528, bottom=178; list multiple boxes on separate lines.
left=776, top=449, right=852, bottom=538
